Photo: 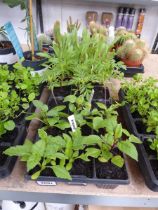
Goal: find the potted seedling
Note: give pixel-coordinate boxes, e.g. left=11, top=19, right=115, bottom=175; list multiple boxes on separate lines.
left=112, top=27, right=148, bottom=76
left=0, top=26, right=18, bottom=67
left=119, top=75, right=158, bottom=191
left=0, top=63, right=41, bottom=178
left=3, top=0, right=47, bottom=73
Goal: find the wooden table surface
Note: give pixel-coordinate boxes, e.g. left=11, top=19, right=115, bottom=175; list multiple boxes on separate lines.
left=0, top=55, right=158, bottom=207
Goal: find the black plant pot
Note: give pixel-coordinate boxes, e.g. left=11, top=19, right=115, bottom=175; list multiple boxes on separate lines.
left=22, top=51, right=47, bottom=74
left=119, top=89, right=158, bottom=191
left=115, top=57, right=144, bottom=77
left=0, top=41, right=18, bottom=69
left=0, top=125, right=27, bottom=179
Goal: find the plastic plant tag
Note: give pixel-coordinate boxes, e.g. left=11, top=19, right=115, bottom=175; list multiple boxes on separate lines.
left=4, top=22, right=24, bottom=59
left=89, top=89, right=95, bottom=103
left=37, top=181, right=57, bottom=186
left=68, top=115, right=77, bottom=132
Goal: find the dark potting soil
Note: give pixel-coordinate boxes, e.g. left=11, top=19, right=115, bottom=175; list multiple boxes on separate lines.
left=95, top=160, right=128, bottom=180
left=0, top=146, right=9, bottom=166
left=70, top=159, right=93, bottom=178
left=24, top=53, right=43, bottom=61
left=81, top=125, right=92, bottom=136
left=93, top=86, right=110, bottom=101
left=46, top=127, right=69, bottom=137
left=0, top=41, right=12, bottom=49
left=131, top=111, right=141, bottom=119
left=48, top=96, right=65, bottom=108
left=135, top=120, right=154, bottom=135
left=143, top=142, right=157, bottom=158
left=0, top=127, right=18, bottom=144
left=53, top=86, right=71, bottom=97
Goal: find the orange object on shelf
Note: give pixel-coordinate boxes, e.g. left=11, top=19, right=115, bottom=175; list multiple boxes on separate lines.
left=135, top=8, right=146, bottom=38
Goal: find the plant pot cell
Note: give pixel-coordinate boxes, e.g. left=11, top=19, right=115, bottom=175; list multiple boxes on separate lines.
left=131, top=111, right=141, bottom=119
left=70, top=159, right=93, bottom=178
left=0, top=146, right=10, bottom=166
left=53, top=86, right=72, bottom=97
left=0, top=127, right=18, bottom=144
left=95, top=160, right=128, bottom=180
left=93, top=86, right=110, bottom=101
left=135, top=120, right=154, bottom=135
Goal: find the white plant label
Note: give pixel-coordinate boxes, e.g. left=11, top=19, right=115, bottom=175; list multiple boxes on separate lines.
left=68, top=115, right=77, bottom=132
left=37, top=181, right=57, bottom=186
left=89, top=89, right=94, bottom=103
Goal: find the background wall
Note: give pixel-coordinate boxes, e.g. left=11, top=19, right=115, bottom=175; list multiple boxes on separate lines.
left=0, top=0, right=158, bottom=49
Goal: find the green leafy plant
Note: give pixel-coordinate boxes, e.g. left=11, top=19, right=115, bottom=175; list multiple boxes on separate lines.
left=26, top=100, right=70, bottom=131
left=4, top=127, right=103, bottom=180
left=0, top=64, right=41, bottom=137
left=39, top=25, right=125, bottom=98
left=122, top=75, right=158, bottom=156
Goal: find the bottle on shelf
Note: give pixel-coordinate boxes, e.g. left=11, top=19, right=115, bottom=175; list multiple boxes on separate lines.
left=115, top=7, right=124, bottom=29
left=127, top=8, right=136, bottom=30
left=135, top=8, right=146, bottom=38
left=121, top=7, right=130, bottom=28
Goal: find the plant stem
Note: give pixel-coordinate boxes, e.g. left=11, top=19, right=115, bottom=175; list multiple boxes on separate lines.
left=29, top=0, right=35, bottom=61
left=51, top=89, right=58, bottom=105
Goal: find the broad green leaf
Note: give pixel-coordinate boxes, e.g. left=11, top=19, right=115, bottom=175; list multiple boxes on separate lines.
left=83, top=135, right=101, bottom=145
left=27, top=155, right=41, bottom=171
left=52, top=165, right=72, bottom=180
left=47, top=117, right=59, bottom=126
left=103, top=134, right=114, bottom=146
left=49, top=136, right=66, bottom=148
left=47, top=106, right=66, bottom=117
left=122, top=129, right=130, bottom=137
left=32, top=140, right=46, bottom=157
left=4, top=140, right=32, bottom=157
left=114, top=124, right=122, bottom=139
left=93, top=117, right=104, bottom=131
left=129, top=135, right=142, bottom=144
left=28, top=93, right=36, bottom=102
left=111, top=155, right=124, bottom=167
left=64, top=95, right=76, bottom=103
left=25, top=113, right=37, bottom=121
left=55, top=153, right=68, bottom=159
left=101, top=150, right=113, bottom=161
left=85, top=148, right=101, bottom=158
left=78, top=154, right=90, bottom=161
left=96, top=102, right=107, bottom=110
left=4, top=120, right=15, bottom=131
left=22, top=103, right=29, bottom=110
left=55, top=121, right=70, bottom=130
left=38, top=129, right=47, bottom=139
left=31, top=170, right=41, bottom=180
left=118, top=141, right=138, bottom=161
left=33, top=100, right=48, bottom=112
left=104, top=116, right=117, bottom=134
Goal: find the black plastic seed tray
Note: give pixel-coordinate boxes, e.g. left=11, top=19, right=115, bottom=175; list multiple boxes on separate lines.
left=26, top=157, right=129, bottom=188
left=136, top=139, right=158, bottom=192
left=119, top=89, right=158, bottom=191
left=118, top=89, right=155, bottom=140
left=0, top=125, right=27, bottom=178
